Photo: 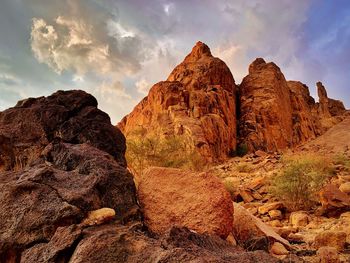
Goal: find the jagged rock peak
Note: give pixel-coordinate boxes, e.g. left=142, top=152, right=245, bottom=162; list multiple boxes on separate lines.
left=184, top=41, right=212, bottom=62
left=317, top=81, right=328, bottom=100
left=248, top=58, right=266, bottom=73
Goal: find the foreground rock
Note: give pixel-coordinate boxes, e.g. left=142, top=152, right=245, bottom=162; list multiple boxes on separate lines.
left=138, top=167, right=233, bottom=238
left=119, top=41, right=237, bottom=162
left=0, top=141, right=139, bottom=259
left=22, top=224, right=280, bottom=263
left=0, top=90, right=127, bottom=171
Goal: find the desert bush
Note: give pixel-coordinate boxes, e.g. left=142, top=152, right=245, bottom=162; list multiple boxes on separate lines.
left=270, top=154, right=333, bottom=211
left=236, top=163, right=253, bottom=173
left=125, top=127, right=206, bottom=177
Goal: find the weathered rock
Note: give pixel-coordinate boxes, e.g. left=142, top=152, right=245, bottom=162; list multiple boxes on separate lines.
left=319, top=184, right=350, bottom=216
left=269, top=210, right=283, bottom=220
left=317, top=82, right=346, bottom=117
left=232, top=203, right=290, bottom=250
left=270, top=242, right=289, bottom=256
left=0, top=90, right=127, bottom=171
left=314, top=230, right=347, bottom=251
left=258, top=202, right=284, bottom=215
left=316, top=246, right=340, bottom=263
left=82, top=208, right=116, bottom=226
left=118, top=41, right=237, bottom=162
left=287, top=81, right=321, bottom=144
left=238, top=58, right=293, bottom=152
left=138, top=167, right=233, bottom=238
left=0, top=142, right=139, bottom=258
left=290, top=211, right=310, bottom=227
left=339, top=182, right=350, bottom=194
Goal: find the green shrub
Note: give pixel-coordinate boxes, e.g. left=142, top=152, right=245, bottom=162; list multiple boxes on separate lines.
left=236, top=143, right=249, bottom=157
left=125, top=128, right=206, bottom=177
left=270, top=154, right=333, bottom=211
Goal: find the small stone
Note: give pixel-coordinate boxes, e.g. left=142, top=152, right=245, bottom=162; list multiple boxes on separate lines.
left=82, top=208, right=116, bottom=226
left=258, top=202, right=284, bottom=215
left=316, top=246, right=340, bottom=263
left=270, top=242, right=289, bottom=255
left=290, top=211, right=310, bottom=227
left=226, top=233, right=237, bottom=246
left=269, top=210, right=282, bottom=220
left=269, top=220, right=282, bottom=227
left=314, top=231, right=347, bottom=251
left=339, top=182, right=350, bottom=194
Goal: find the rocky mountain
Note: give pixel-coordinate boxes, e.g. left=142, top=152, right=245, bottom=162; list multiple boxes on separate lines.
left=119, top=41, right=237, bottom=162
left=119, top=43, right=347, bottom=162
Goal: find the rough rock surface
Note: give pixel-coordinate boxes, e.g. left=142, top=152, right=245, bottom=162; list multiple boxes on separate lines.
left=238, top=58, right=294, bottom=152
left=138, top=167, right=233, bottom=238
left=0, top=90, right=127, bottom=171
left=0, top=141, right=139, bottom=260
left=232, top=203, right=290, bottom=250
left=23, top=224, right=280, bottom=263
left=118, top=41, right=237, bottom=162
left=287, top=81, right=321, bottom=144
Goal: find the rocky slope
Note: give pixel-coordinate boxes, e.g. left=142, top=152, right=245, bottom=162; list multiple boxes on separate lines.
left=0, top=90, right=283, bottom=262
left=119, top=41, right=237, bottom=162
left=119, top=42, right=347, bottom=162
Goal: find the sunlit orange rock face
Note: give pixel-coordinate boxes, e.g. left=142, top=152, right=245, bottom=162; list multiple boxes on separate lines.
left=238, top=58, right=294, bottom=152
left=119, top=42, right=347, bottom=161
left=118, top=42, right=237, bottom=162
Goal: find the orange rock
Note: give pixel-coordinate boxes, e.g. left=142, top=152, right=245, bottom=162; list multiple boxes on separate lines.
left=118, top=42, right=237, bottom=162
left=137, top=167, right=233, bottom=238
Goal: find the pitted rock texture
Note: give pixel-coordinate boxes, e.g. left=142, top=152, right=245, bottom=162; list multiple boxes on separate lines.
left=0, top=90, right=126, bottom=171
left=138, top=167, right=234, bottom=239
left=118, top=41, right=237, bottom=162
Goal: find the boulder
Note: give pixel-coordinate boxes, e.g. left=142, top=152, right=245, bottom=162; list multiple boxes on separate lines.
left=268, top=210, right=283, bottom=220
left=314, top=231, right=347, bottom=251
left=0, top=142, right=139, bottom=258
left=269, top=242, right=289, bottom=256
left=316, top=246, right=340, bottom=263
left=137, top=167, right=233, bottom=238
left=0, top=90, right=127, bottom=171
left=258, top=202, right=284, bottom=215
left=232, top=203, right=290, bottom=250
left=289, top=211, right=310, bottom=227
left=82, top=208, right=116, bottom=226
left=319, top=184, right=350, bottom=216
left=339, top=182, right=350, bottom=194
left=118, top=41, right=237, bottom=162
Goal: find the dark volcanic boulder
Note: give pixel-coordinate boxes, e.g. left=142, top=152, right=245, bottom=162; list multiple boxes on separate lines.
left=0, top=141, right=139, bottom=260
left=0, top=90, right=126, bottom=171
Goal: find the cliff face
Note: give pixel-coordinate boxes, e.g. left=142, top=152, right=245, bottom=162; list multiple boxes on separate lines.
left=119, top=42, right=237, bottom=162
left=238, top=58, right=294, bottom=152
left=119, top=42, right=347, bottom=161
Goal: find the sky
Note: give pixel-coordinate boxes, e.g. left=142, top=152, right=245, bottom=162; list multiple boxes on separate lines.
left=0, top=0, right=349, bottom=123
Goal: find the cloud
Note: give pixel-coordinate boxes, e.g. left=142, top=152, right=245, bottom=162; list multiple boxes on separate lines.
left=135, top=78, right=150, bottom=95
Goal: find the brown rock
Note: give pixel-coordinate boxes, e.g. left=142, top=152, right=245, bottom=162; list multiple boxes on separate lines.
left=269, top=242, right=289, bottom=256
left=287, top=81, right=321, bottom=144
left=269, top=210, right=283, bottom=220
left=319, top=184, right=350, bottom=216
left=119, top=41, right=237, bottom=162
left=314, top=230, right=347, bottom=251
left=232, top=203, right=290, bottom=250
left=339, top=182, right=350, bottom=194
left=316, top=246, right=340, bottom=263
left=138, top=167, right=233, bottom=238
left=0, top=90, right=127, bottom=171
left=258, top=202, right=284, bottom=215
left=238, top=58, right=293, bottom=152
left=81, top=208, right=116, bottom=227
left=289, top=211, right=310, bottom=227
